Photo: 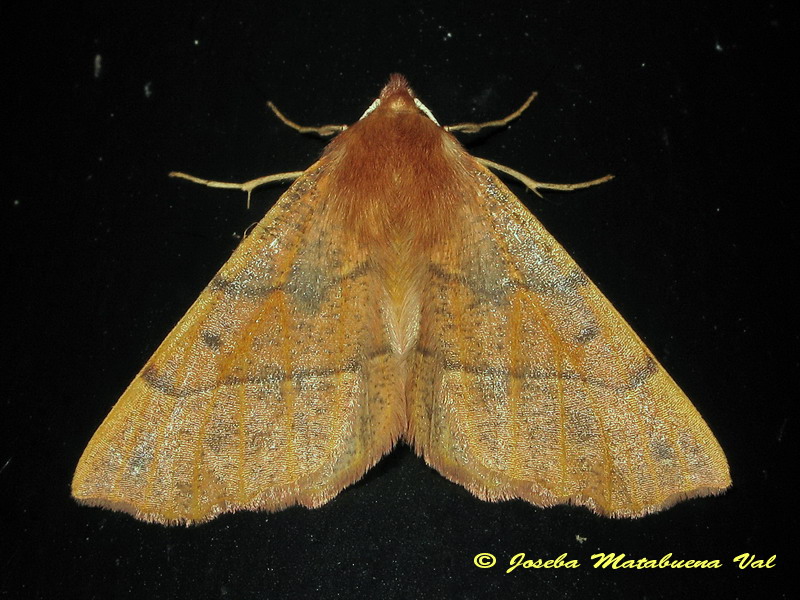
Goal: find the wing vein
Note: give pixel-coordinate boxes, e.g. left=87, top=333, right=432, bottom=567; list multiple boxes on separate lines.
left=445, top=275, right=479, bottom=464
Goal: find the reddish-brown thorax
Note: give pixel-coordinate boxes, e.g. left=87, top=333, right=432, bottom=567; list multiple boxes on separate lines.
left=323, top=74, right=472, bottom=251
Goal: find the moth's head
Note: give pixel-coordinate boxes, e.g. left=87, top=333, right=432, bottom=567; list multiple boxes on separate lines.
left=357, top=73, right=441, bottom=126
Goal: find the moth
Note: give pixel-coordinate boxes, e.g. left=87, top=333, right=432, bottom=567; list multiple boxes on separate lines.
left=73, top=74, right=730, bottom=524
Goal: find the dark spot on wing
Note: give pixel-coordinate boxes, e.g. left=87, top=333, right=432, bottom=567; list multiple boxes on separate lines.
left=630, top=355, right=658, bottom=388
left=576, top=323, right=600, bottom=344
left=201, top=331, right=222, bottom=350
left=651, top=438, right=675, bottom=461
left=141, top=364, right=193, bottom=398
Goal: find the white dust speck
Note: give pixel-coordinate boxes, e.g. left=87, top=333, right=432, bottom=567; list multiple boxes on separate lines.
left=144, top=81, right=153, bottom=98
left=94, top=54, right=102, bottom=78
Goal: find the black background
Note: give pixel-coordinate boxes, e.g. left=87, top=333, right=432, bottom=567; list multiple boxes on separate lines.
left=3, top=1, right=795, bottom=598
